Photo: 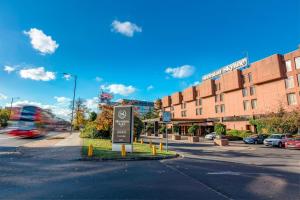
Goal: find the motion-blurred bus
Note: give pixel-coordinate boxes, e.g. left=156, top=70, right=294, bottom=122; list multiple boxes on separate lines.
left=8, top=105, right=52, bottom=138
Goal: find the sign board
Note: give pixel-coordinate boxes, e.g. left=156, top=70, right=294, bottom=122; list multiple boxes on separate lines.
left=163, top=111, right=171, bottom=123
left=112, top=106, right=134, bottom=152
left=202, top=57, right=248, bottom=81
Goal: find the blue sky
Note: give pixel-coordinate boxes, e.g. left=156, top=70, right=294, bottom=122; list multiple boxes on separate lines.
left=0, top=0, right=299, bottom=118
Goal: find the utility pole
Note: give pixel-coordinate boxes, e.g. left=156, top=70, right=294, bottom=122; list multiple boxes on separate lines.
left=63, top=73, right=77, bottom=135
left=70, top=75, right=77, bottom=135
left=9, top=97, right=19, bottom=119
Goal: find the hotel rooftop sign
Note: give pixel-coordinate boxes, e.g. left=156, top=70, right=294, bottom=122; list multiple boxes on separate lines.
left=202, top=57, right=248, bottom=81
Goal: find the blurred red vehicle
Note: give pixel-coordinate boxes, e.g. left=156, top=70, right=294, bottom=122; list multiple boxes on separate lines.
left=285, top=137, right=300, bottom=150
left=8, top=105, right=51, bottom=138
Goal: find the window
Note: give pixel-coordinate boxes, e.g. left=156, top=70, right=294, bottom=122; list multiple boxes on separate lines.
left=196, top=108, right=202, bottom=115
left=242, top=88, right=248, bottom=97
left=220, top=104, right=225, bottom=113
left=243, top=100, right=250, bottom=110
left=285, top=60, right=292, bottom=72
left=251, top=99, right=257, bottom=109
left=172, top=113, right=175, bottom=118
left=195, top=98, right=202, bottom=106
left=285, top=76, right=294, bottom=89
left=287, top=93, right=297, bottom=105
left=242, top=75, right=247, bottom=84
left=250, top=86, right=256, bottom=95
left=215, top=95, right=219, bottom=102
left=181, top=103, right=186, bottom=109
left=195, top=100, right=198, bottom=106
left=295, top=57, right=300, bottom=69
left=181, top=111, right=187, bottom=117
left=171, top=106, right=174, bottom=111
left=220, top=93, right=224, bottom=101
left=215, top=105, right=219, bottom=113
left=248, top=73, right=253, bottom=83
left=297, top=74, right=300, bottom=86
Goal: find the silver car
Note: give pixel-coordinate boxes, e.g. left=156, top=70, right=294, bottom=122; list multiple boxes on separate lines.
left=205, top=132, right=216, bottom=140
left=263, top=134, right=290, bottom=148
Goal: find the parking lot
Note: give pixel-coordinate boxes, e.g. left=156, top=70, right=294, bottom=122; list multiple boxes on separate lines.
left=143, top=136, right=300, bottom=174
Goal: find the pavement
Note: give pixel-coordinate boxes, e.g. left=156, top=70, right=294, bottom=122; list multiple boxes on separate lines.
left=0, top=133, right=299, bottom=199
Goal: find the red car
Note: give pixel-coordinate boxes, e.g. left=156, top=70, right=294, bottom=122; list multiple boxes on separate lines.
left=285, top=137, right=300, bottom=150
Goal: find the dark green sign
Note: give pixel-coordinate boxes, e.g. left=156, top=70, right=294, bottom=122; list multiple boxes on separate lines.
left=112, top=106, right=133, bottom=144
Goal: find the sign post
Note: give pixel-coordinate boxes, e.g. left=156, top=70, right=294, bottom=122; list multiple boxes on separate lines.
left=112, top=106, right=134, bottom=152
left=162, top=111, right=171, bottom=151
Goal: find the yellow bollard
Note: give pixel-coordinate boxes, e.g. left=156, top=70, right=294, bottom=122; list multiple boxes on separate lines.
left=134, top=137, right=137, bottom=143
left=152, top=145, right=157, bottom=156
left=149, top=139, right=152, bottom=148
left=121, top=144, right=126, bottom=157
left=140, top=139, right=144, bottom=144
left=159, top=142, right=163, bottom=151
left=88, top=144, right=93, bottom=157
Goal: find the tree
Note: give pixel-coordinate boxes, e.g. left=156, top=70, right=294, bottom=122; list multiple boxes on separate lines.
left=89, top=111, right=97, bottom=122
left=134, top=115, right=144, bottom=139
left=214, top=123, right=226, bottom=136
left=96, top=104, right=113, bottom=132
left=0, top=108, right=9, bottom=127
left=73, top=98, right=88, bottom=130
left=188, top=125, right=199, bottom=136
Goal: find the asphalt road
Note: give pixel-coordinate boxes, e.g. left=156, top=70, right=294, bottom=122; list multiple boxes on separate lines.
left=0, top=131, right=62, bottom=153
left=0, top=135, right=299, bottom=200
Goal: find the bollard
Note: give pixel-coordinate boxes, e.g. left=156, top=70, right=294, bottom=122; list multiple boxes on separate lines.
left=121, top=144, right=126, bottom=157
left=140, top=139, right=144, bottom=144
left=149, top=139, right=152, bottom=148
left=159, top=142, right=163, bottom=151
left=134, top=137, right=137, bottom=143
left=88, top=144, right=93, bottom=157
left=152, top=145, right=157, bottom=155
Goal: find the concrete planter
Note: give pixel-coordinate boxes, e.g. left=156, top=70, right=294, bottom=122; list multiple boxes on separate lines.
left=214, top=138, right=229, bottom=146
left=188, top=136, right=199, bottom=143
left=146, top=132, right=152, bottom=136
left=172, top=135, right=181, bottom=140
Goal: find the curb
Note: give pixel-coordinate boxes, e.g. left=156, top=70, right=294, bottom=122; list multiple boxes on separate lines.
left=79, top=154, right=180, bottom=162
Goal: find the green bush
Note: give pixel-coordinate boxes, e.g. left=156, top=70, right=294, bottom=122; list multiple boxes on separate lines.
left=159, top=125, right=166, bottom=133
left=173, top=125, right=180, bottom=133
left=188, top=125, right=199, bottom=136
left=226, top=129, right=252, bottom=139
left=80, top=122, right=111, bottom=139
left=214, top=123, right=226, bottom=136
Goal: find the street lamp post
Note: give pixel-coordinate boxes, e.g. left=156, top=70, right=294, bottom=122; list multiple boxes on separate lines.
left=9, top=97, right=19, bottom=119
left=64, top=73, right=77, bottom=135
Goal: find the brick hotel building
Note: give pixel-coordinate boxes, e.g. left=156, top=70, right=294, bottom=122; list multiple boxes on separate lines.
left=161, top=47, right=300, bottom=135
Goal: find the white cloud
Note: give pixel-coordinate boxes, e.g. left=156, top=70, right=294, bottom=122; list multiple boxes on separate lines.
left=111, top=20, right=142, bottom=37
left=85, top=97, right=98, bottom=111
left=95, top=77, right=103, bottom=82
left=191, top=81, right=200, bottom=86
left=3, top=66, right=16, bottom=73
left=147, top=85, right=154, bottom=91
left=165, top=65, right=195, bottom=78
left=54, top=96, right=71, bottom=105
left=100, top=84, right=136, bottom=96
left=19, top=67, right=55, bottom=81
left=0, top=93, right=7, bottom=100
left=23, top=28, right=59, bottom=55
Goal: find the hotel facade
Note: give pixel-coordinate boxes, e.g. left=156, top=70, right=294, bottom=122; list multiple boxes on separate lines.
left=161, top=47, right=300, bottom=135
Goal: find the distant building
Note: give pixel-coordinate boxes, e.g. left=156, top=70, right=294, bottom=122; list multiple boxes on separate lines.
left=161, top=47, right=300, bottom=135
left=117, top=99, right=154, bottom=117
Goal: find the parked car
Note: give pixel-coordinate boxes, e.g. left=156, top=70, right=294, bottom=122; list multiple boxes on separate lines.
left=285, top=137, right=300, bottom=150
left=263, top=134, right=292, bottom=148
left=205, top=132, right=216, bottom=140
left=243, top=134, right=268, bottom=144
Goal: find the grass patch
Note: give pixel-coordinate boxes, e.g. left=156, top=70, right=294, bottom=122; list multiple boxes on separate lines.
left=82, top=138, right=176, bottom=159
